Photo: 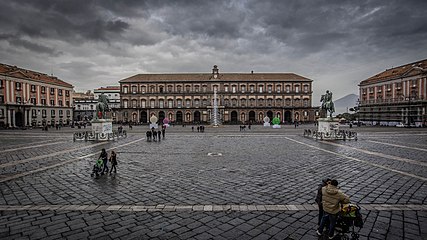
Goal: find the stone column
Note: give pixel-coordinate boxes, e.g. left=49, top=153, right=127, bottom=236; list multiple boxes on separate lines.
left=7, top=109, right=12, bottom=127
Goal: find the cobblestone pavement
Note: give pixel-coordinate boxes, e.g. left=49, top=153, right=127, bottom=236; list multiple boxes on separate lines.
left=0, top=125, right=426, bottom=239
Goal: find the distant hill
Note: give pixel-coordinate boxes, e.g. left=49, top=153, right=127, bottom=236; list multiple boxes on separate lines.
left=333, top=94, right=359, bottom=114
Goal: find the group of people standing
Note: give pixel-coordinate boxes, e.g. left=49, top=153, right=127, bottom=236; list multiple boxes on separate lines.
left=315, top=178, right=350, bottom=239
left=191, top=125, right=205, bottom=132
left=146, top=126, right=166, bottom=141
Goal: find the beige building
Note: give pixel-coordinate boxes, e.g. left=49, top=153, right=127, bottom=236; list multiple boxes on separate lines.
left=118, top=65, right=317, bottom=124
left=359, top=59, right=427, bottom=127
left=0, top=63, right=74, bottom=128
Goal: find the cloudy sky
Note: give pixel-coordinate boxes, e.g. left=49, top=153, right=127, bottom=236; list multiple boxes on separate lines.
left=1, top=0, right=426, bottom=102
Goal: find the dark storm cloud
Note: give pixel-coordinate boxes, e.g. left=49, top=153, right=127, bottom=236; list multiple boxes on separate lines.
left=0, top=0, right=426, bottom=100
left=0, top=0, right=132, bottom=45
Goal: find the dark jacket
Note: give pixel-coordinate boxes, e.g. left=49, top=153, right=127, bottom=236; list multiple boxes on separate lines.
left=99, top=151, right=108, bottom=162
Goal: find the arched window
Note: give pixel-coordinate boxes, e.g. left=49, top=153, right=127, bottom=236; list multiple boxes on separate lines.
left=150, top=99, right=155, bottom=108
left=141, top=99, right=146, bottom=108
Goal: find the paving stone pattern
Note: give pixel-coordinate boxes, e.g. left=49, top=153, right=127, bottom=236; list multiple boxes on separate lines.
left=0, top=125, right=426, bottom=239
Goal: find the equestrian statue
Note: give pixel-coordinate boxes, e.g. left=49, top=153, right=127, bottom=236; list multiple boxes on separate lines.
left=320, top=90, right=335, bottom=118
left=95, top=93, right=110, bottom=120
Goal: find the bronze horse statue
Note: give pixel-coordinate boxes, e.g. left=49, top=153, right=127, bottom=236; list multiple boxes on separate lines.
left=320, top=90, right=335, bottom=118
left=95, top=94, right=110, bottom=120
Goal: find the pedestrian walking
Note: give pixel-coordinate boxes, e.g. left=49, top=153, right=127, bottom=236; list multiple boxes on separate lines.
left=161, top=128, right=165, bottom=139
left=98, top=148, right=109, bottom=174
left=109, top=150, right=117, bottom=174
left=317, top=179, right=350, bottom=239
left=152, top=128, right=157, bottom=141
left=315, top=178, right=331, bottom=226
left=157, top=130, right=161, bottom=142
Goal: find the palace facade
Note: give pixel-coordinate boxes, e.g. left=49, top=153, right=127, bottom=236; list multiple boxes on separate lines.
left=358, top=59, right=427, bottom=127
left=118, top=65, right=317, bottom=124
left=0, top=63, right=74, bottom=128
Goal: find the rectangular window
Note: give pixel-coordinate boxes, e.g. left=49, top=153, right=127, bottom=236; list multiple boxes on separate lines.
left=286, top=85, right=290, bottom=93
left=195, top=85, right=199, bottom=93
left=232, top=86, right=236, bottom=93
left=32, top=109, right=37, bottom=118
left=16, top=96, right=22, bottom=103
left=250, top=86, right=254, bottom=93
left=66, top=110, right=71, bottom=117
left=31, top=97, right=36, bottom=105
left=65, top=90, right=70, bottom=97
left=0, top=96, right=4, bottom=103
left=241, top=85, right=246, bottom=92
left=268, top=85, right=272, bottom=93
left=51, top=110, right=55, bottom=116
left=159, top=100, right=164, bottom=108
left=141, top=86, right=146, bottom=93
left=0, top=80, right=3, bottom=89
left=41, top=99, right=46, bottom=105
left=186, top=99, right=191, bottom=107
left=259, top=86, right=263, bottom=93
left=31, top=85, right=36, bottom=92
left=141, top=100, right=146, bottom=108
left=295, top=86, right=299, bottom=93
left=132, top=86, right=137, bottom=93
left=58, top=89, right=62, bottom=96
left=177, top=99, right=182, bottom=108
left=66, top=101, right=70, bottom=107
left=123, top=86, right=128, bottom=93
left=50, top=88, right=55, bottom=95
left=168, top=100, right=173, bottom=108
left=59, top=110, right=63, bottom=116
left=42, top=110, right=47, bottom=118
left=41, top=86, right=46, bottom=94
left=59, top=100, right=63, bottom=106
left=150, top=100, right=155, bottom=108
left=224, top=86, right=229, bottom=92
left=50, top=99, right=55, bottom=106
left=304, top=85, right=308, bottom=92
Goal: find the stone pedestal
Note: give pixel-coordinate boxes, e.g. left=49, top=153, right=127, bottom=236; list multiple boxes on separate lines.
left=263, top=122, right=270, bottom=127
left=90, top=119, right=113, bottom=141
left=73, top=119, right=127, bottom=142
left=92, top=119, right=113, bottom=134
left=272, top=124, right=281, bottom=129
left=317, top=117, right=339, bottom=134
left=303, top=117, right=357, bottom=140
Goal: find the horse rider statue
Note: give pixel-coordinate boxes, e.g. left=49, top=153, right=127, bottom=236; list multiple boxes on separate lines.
left=320, top=90, right=335, bottom=118
left=95, top=93, right=110, bottom=120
